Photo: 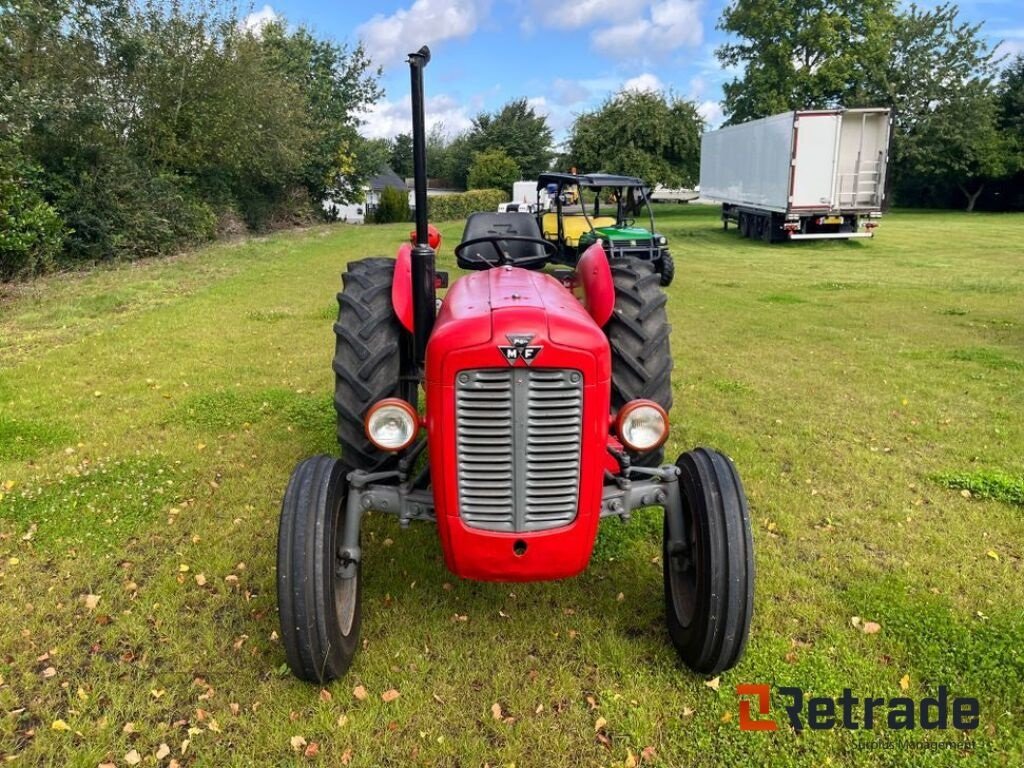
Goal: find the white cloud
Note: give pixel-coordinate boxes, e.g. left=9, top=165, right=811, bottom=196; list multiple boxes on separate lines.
left=592, top=0, right=703, bottom=59
left=241, top=4, right=279, bottom=34
left=697, top=99, right=723, bottom=129
left=550, top=78, right=592, bottom=106
left=357, top=0, right=488, bottom=69
left=623, top=73, right=664, bottom=93
left=532, top=0, right=648, bottom=30
left=360, top=93, right=475, bottom=139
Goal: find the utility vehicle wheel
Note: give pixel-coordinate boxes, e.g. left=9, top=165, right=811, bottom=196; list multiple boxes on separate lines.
left=658, top=252, right=675, bottom=287
left=333, top=258, right=416, bottom=474
left=278, top=455, right=361, bottom=683
left=606, top=259, right=673, bottom=467
left=664, top=447, right=753, bottom=674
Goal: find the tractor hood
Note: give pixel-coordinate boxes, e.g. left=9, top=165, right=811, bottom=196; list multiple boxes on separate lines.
left=425, top=266, right=611, bottom=385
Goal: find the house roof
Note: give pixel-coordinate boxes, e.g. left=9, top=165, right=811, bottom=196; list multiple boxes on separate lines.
left=369, top=167, right=407, bottom=191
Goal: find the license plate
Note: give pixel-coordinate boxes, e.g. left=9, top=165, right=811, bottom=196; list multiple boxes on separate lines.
left=822, top=216, right=843, bottom=225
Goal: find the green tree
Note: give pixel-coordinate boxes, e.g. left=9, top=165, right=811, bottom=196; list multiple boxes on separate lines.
left=717, top=0, right=895, bottom=122
left=565, top=91, right=703, bottom=186
left=467, top=149, right=520, bottom=193
left=468, top=98, right=554, bottom=180
left=389, top=133, right=414, bottom=179
left=0, top=139, right=64, bottom=279
left=998, top=55, right=1024, bottom=162
left=899, top=85, right=1011, bottom=210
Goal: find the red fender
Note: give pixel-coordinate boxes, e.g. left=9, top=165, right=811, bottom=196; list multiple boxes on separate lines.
left=575, top=242, right=615, bottom=327
left=392, top=242, right=414, bottom=332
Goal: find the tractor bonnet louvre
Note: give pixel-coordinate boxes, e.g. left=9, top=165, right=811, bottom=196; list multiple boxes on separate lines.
left=456, top=368, right=583, bottom=532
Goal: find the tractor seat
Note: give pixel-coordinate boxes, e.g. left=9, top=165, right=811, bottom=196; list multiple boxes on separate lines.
left=458, top=213, right=548, bottom=270
left=541, top=212, right=616, bottom=248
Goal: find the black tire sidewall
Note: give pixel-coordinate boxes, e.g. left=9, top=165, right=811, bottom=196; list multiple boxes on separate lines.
left=664, top=448, right=754, bottom=674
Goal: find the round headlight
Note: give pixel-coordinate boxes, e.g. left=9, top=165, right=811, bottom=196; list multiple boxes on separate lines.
left=365, top=398, right=419, bottom=452
left=616, top=400, right=669, bottom=453
left=658, top=236, right=667, bottom=245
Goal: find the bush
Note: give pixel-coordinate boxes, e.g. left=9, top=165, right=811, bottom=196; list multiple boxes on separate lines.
left=426, top=189, right=506, bottom=221
left=374, top=186, right=410, bottom=224
left=0, top=143, right=65, bottom=280
left=467, top=149, right=519, bottom=193
left=54, top=155, right=216, bottom=263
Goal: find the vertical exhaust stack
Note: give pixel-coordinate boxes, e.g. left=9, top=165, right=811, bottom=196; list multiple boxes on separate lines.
left=408, top=45, right=436, bottom=367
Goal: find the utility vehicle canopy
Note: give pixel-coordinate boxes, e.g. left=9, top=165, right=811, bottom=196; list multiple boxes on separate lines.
left=537, top=172, right=646, bottom=189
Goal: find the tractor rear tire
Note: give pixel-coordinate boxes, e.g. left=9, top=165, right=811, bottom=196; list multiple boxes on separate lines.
left=333, top=258, right=415, bottom=475
left=606, top=259, right=673, bottom=467
left=658, top=252, right=675, bottom=287
left=277, top=455, right=361, bottom=683
left=664, top=447, right=753, bottom=674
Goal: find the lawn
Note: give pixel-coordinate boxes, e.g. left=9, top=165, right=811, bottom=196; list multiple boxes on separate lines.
left=0, top=205, right=1021, bottom=767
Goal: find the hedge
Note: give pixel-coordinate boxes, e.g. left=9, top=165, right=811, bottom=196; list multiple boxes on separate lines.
left=426, top=189, right=506, bottom=221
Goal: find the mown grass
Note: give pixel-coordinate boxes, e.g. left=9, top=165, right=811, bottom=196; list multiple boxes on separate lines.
left=0, top=206, right=1022, bottom=766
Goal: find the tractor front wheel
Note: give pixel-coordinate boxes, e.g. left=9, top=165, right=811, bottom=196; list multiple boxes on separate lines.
left=277, top=455, right=361, bottom=683
left=664, top=447, right=753, bottom=674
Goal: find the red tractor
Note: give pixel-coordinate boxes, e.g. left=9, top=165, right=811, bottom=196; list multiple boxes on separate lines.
left=277, top=47, right=754, bottom=683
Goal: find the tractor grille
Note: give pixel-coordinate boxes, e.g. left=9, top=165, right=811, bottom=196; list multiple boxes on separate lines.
left=455, top=368, right=583, bottom=532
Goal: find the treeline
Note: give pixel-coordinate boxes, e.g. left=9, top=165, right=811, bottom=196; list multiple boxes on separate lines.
left=367, top=98, right=555, bottom=193
left=718, top=1, right=1024, bottom=211
left=1, top=0, right=381, bottom=279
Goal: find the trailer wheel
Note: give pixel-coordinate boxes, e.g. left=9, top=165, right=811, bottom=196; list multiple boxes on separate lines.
left=664, top=448, right=753, bottom=674
left=739, top=213, right=750, bottom=238
left=658, top=252, right=675, bottom=287
left=606, top=259, right=673, bottom=467
left=278, top=455, right=361, bottom=683
left=333, top=258, right=416, bottom=474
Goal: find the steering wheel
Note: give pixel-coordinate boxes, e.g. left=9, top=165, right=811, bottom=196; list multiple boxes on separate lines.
left=454, top=235, right=557, bottom=266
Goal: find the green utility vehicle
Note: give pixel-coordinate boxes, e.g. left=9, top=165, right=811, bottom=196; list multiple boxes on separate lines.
left=537, top=172, right=674, bottom=286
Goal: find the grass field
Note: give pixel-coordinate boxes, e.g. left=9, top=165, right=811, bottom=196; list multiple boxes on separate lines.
left=1, top=205, right=1022, bottom=767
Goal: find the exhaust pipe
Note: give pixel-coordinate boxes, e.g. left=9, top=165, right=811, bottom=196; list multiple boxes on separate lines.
left=408, top=45, right=436, bottom=367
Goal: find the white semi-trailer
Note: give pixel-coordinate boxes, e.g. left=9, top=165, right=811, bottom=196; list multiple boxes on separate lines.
left=699, top=108, right=891, bottom=241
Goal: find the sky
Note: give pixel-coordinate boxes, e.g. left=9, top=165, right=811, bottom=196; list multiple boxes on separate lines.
left=244, top=0, right=1024, bottom=146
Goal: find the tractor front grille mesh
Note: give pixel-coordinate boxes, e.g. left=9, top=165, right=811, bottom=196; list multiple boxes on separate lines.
left=455, top=368, right=582, bottom=532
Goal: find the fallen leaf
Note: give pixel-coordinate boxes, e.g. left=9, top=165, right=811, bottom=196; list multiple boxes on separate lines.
left=721, top=711, right=734, bottom=723
left=50, top=719, right=71, bottom=731
left=594, top=716, right=608, bottom=732
left=625, top=750, right=638, bottom=768
left=704, top=676, right=721, bottom=691
left=586, top=695, right=598, bottom=709
left=491, top=702, right=503, bottom=720
left=194, top=573, right=207, bottom=586
left=155, top=743, right=171, bottom=759
left=862, top=621, right=882, bottom=635
left=535, top=704, right=544, bottom=714
left=986, top=550, right=999, bottom=561
left=341, top=748, right=353, bottom=766
left=207, top=719, right=221, bottom=733
left=381, top=688, right=400, bottom=703
left=900, top=674, right=910, bottom=691
left=289, top=735, right=307, bottom=752
left=125, top=750, right=142, bottom=766
left=850, top=616, right=862, bottom=628
left=319, top=689, right=332, bottom=702
left=616, top=592, right=625, bottom=602
left=42, top=666, right=57, bottom=679
left=641, top=746, right=657, bottom=762
left=150, top=688, right=165, bottom=699
left=337, top=714, right=349, bottom=728
left=353, top=685, right=368, bottom=701
left=122, top=722, right=136, bottom=734
left=304, top=742, right=320, bottom=758
left=229, top=702, right=240, bottom=716
left=682, top=706, right=695, bottom=717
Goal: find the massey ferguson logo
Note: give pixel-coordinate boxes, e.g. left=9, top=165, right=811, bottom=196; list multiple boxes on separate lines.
left=499, top=333, right=541, bottom=366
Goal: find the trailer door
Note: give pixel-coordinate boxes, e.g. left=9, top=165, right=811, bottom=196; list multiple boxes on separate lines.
left=835, top=110, right=890, bottom=210
left=790, top=113, right=840, bottom=210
